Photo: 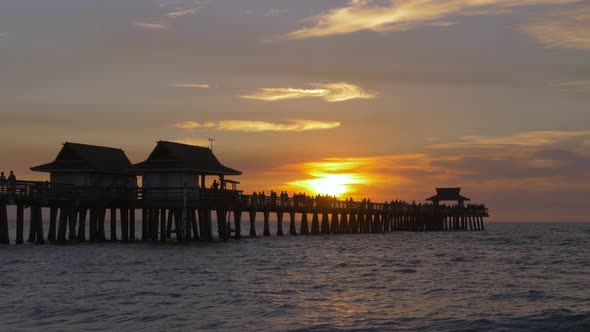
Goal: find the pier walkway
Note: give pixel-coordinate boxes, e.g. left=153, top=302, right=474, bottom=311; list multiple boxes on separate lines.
left=0, top=181, right=489, bottom=245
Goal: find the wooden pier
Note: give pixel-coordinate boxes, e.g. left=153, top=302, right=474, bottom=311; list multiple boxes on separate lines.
left=0, top=181, right=489, bottom=245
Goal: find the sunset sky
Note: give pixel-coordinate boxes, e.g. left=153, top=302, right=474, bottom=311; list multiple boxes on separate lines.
left=1, top=0, right=589, bottom=221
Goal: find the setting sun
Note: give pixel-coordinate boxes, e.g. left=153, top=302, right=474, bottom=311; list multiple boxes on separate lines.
left=288, top=173, right=366, bottom=197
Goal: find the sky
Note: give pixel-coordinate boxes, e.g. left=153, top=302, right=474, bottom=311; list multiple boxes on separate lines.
left=1, top=0, right=589, bottom=222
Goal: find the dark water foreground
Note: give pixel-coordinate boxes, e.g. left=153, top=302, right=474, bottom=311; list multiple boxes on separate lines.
left=1, top=222, right=589, bottom=331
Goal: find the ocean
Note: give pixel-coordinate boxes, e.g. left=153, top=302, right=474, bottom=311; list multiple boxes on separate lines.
left=1, top=221, right=589, bottom=331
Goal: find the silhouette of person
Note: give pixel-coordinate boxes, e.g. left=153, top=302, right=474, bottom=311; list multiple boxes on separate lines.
left=0, top=171, right=5, bottom=193
left=212, top=180, right=219, bottom=190
left=7, top=170, right=16, bottom=194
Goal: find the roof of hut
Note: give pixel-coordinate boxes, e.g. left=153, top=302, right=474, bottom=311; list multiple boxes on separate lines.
left=426, top=187, right=471, bottom=202
left=31, top=142, right=133, bottom=174
left=132, top=141, right=242, bottom=176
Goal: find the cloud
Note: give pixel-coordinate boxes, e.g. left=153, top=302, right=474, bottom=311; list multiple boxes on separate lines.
left=521, top=5, right=590, bottom=50
left=166, top=8, right=199, bottom=18
left=169, top=83, right=210, bottom=88
left=241, top=82, right=376, bottom=102
left=172, top=120, right=341, bottom=132
left=551, top=80, right=590, bottom=92
left=265, top=9, right=288, bottom=17
left=133, top=22, right=168, bottom=29
left=0, top=32, right=7, bottom=37
left=134, top=3, right=200, bottom=29
left=428, top=130, right=590, bottom=149
left=286, top=0, right=582, bottom=39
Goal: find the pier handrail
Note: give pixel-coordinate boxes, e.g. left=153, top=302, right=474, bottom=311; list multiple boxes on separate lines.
left=0, top=180, right=488, bottom=216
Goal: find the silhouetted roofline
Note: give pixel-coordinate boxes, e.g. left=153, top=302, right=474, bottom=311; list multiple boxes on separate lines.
left=426, top=187, right=471, bottom=202
left=31, top=142, right=133, bottom=175
left=131, top=141, right=242, bottom=176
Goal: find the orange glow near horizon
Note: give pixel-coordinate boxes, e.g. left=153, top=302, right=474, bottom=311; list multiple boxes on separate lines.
left=288, top=173, right=367, bottom=197
left=283, top=159, right=375, bottom=197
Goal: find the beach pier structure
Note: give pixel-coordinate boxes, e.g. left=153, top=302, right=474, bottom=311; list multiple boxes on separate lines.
left=0, top=142, right=489, bottom=245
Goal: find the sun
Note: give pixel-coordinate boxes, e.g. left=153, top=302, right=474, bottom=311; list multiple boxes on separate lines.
left=289, top=173, right=363, bottom=197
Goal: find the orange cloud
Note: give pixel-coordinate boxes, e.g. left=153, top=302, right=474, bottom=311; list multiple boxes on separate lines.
left=172, top=120, right=341, bottom=132
left=166, top=8, right=199, bottom=18
left=428, top=130, right=590, bottom=149
left=133, top=21, right=167, bottom=29
left=287, top=0, right=582, bottom=39
left=169, top=83, right=210, bottom=88
left=521, top=5, right=590, bottom=50
left=241, top=82, right=376, bottom=102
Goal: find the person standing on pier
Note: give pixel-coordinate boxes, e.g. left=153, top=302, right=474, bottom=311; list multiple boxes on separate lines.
left=7, top=171, right=16, bottom=194
left=0, top=172, right=6, bottom=193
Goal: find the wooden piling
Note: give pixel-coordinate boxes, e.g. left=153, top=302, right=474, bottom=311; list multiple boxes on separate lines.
left=263, top=210, right=270, bottom=236
left=320, top=212, right=330, bottom=234
left=97, top=208, right=106, bottom=241
left=110, top=207, right=117, bottom=241
left=191, top=209, right=199, bottom=240
left=300, top=212, right=309, bottom=235
left=276, top=211, right=284, bottom=236
left=289, top=211, right=297, bottom=235
left=311, top=212, right=320, bottom=235
left=77, top=208, right=87, bottom=241
left=173, top=209, right=183, bottom=242
left=121, top=207, right=129, bottom=241
left=48, top=206, right=57, bottom=242
left=160, top=208, right=167, bottom=241
left=349, top=213, right=357, bottom=234
left=340, top=213, right=348, bottom=234
left=217, top=209, right=228, bottom=240
left=28, top=206, right=36, bottom=243
left=129, top=208, right=136, bottom=241
left=249, top=210, right=257, bottom=237
left=68, top=208, right=77, bottom=240
left=234, top=209, right=242, bottom=240
left=57, top=207, right=68, bottom=242
left=330, top=213, right=339, bottom=234
left=203, top=209, right=213, bottom=241
left=33, top=205, right=44, bottom=244
left=16, top=204, right=24, bottom=244
left=141, top=208, right=148, bottom=240
left=0, top=204, right=8, bottom=244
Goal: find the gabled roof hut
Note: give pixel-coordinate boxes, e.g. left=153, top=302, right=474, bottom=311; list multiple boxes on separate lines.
left=31, top=142, right=135, bottom=187
left=426, top=188, right=471, bottom=206
left=132, top=141, right=241, bottom=189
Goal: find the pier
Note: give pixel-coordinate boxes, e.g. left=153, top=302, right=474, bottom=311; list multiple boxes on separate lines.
left=0, top=141, right=489, bottom=245
left=0, top=181, right=489, bottom=245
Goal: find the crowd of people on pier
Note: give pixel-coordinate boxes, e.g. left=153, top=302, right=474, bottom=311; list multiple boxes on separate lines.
left=241, top=191, right=487, bottom=213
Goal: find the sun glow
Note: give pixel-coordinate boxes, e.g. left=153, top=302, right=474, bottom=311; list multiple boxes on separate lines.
left=289, top=173, right=365, bottom=197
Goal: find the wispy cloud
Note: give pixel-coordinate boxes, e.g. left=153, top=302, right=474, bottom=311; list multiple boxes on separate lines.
left=521, top=5, right=590, bottom=50
left=265, top=9, right=288, bottom=17
left=551, top=80, right=590, bottom=92
left=428, top=130, right=590, bottom=149
left=241, top=82, right=376, bottom=102
left=172, top=120, right=341, bottom=132
left=169, top=83, right=210, bottom=88
left=133, top=3, right=200, bottom=29
left=166, top=8, right=199, bottom=18
left=133, top=22, right=168, bottom=29
left=286, top=0, right=582, bottom=39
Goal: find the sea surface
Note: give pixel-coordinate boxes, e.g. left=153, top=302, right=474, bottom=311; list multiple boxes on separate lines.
left=1, top=221, right=590, bottom=331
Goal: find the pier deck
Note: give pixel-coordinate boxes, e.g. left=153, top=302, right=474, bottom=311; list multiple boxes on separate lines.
left=0, top=181, right=489, bottom=245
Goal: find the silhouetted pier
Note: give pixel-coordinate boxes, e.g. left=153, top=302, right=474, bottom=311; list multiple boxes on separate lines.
left=0, top=141, right=489, bottom=245
left=0, top=181, right=489, bottom=245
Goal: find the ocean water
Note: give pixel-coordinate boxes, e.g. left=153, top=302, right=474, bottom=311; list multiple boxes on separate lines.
left=1, top=222, right=590, bottom=331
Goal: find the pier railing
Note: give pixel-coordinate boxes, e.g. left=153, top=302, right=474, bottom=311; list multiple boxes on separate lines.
left=0, top=180, right=488, bottom=216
